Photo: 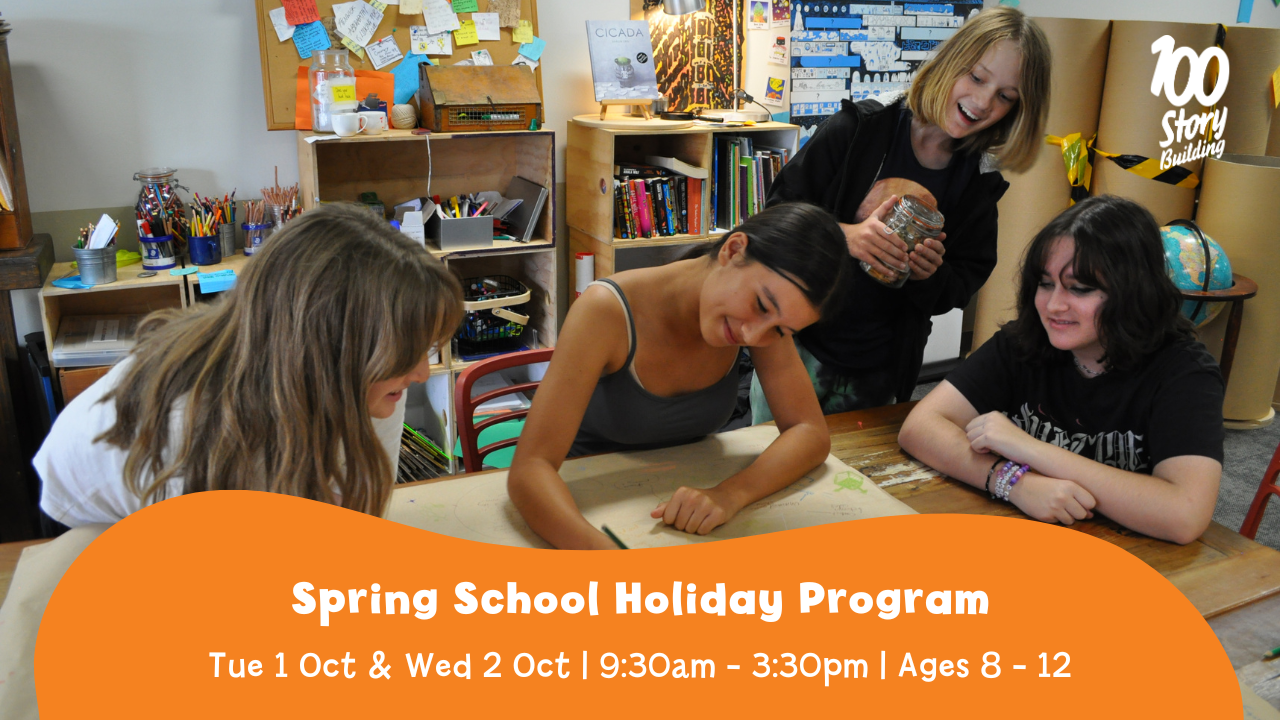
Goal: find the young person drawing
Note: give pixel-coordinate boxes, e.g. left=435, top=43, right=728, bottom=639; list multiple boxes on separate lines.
left=754, top=6, right=1050, bottom=420
left=898, top=195, right=1225, bottom=545
left=35, top=203, right=463, bottom=527
left=508, top=204, right=847, bottom=549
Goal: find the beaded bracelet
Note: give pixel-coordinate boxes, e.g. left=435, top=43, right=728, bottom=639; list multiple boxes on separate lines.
left=990, top=460, right=1016, bottom=501
left=998, top=464, right=1031, bottom=502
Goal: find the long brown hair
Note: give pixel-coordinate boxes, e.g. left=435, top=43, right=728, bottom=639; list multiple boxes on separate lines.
left=98, top=203, right=463, bottom=515
left=907, top=6, right=1051, bottom=172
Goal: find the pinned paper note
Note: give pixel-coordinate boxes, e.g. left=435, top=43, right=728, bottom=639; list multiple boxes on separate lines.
left=455, top=19, right=479, bottom=45
left=334, top=0, right=383, bottom=46
left=424, top=0, right=461, bottom=33
left=410, top=25, right=431, bottom=53
left=400, top=0, right=424, bottom=11
left=512, top=54, right=537, bottom=70
left=471, top=48, right=493, bottom=65
left=748, top=0, right=769, bottom=29
left=392, top=53, right=431, bottom=103
left=512, top=20, right=533, bottom=43
left=421, top=29, right=452, bottom=55
left=452, top=0, right=479, bottom=11
left=473, top=12, right=500, bottom=40
left=320, top=16, right=343, bottom=44
left=768, top=36, right=787, bottom=65
left=772, top=0, right=790, bottom=27
left=487, top=0, right=520, bottom=27
left=292, top=21, right=332, bottom=59
left=517, top=35, right=545, bottom=61
left=341, top=35, right=367, bottom=59
left=268, top=7, right=295, bottom=41
left=366, top=35, right=403, bottom=69
left=369, top=0, right=388, bottom=10
left=282, top=0, right=320, bottom=25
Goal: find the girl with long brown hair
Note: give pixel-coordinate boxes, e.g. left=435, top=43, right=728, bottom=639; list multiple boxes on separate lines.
left=35, top=203, right=463, bottom=526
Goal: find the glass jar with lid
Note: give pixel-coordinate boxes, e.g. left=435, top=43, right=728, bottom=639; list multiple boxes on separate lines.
left=861, top=195, right=944, bottom=289
left=134, top=167, right=189, bottom=268
left=309, top=49, right=358, bottom=133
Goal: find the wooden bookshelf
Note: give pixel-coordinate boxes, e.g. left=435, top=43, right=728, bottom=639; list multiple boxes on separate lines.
left=566, top=120, right=800, bottom=298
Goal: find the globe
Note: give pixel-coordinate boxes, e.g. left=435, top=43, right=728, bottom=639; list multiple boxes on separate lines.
left=1161, top=223, right=1233, bottom=327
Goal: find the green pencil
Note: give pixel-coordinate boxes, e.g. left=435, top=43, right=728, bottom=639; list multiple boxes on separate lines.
left=1265, top=646, right=1280, bottom=661
left=601, top=525, right=628, bottom=550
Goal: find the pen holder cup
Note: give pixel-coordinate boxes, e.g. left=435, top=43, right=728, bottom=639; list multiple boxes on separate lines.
left=189, top=234, right=222, bottom=266
left=219, top=223, right=237, bottom=257
left=242, top=223, right=272, bottom=256
left=72, top=247, right=117, bottom=286
left=427, top=213, right=494, bottom=251
left=138, top=235, right=177, bottom=270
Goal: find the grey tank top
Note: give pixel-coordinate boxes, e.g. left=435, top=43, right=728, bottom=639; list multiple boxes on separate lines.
left=569, top=279, right=744, bottom=457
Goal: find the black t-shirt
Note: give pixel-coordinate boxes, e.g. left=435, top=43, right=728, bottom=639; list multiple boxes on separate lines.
left=803, top=108, right=958, bottom=371
left=945, top=330, right=1225, bottom=470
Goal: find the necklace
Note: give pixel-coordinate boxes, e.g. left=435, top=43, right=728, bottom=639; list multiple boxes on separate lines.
left=1073, top=355, right=1107, bottom=377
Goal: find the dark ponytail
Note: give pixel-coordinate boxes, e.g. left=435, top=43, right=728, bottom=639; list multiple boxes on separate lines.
left=688, top=202, right=847, bottom=315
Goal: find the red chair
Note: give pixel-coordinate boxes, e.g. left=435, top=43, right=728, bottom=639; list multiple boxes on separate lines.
left=1240, top=438, right=1280, bottom=540
left=454, top=348, right=554, bottom=474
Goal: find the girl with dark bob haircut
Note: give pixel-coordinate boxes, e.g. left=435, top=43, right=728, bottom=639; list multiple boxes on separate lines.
left=510, top=203, right=846, bottom=549
left=899, top=195, right=1225, bottom=544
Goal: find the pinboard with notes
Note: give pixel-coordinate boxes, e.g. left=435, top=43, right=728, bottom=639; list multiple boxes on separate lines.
left=254, top=0, right=543, bottom=130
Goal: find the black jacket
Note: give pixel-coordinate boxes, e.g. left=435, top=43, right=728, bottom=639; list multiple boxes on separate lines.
left=767, top=97, right=1010, bottom=402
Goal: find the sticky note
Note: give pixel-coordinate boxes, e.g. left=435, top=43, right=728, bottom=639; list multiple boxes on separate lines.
left=473, top=12, right=500, bottom=40
left=512, top=20, right=532, bottom=43
left=453, top=0, right=479, bottom=11
left=424, top=0, right=461, bottom=33
left=268, top=7, right=295, bottom=41
left=197, top=269, right=237, bottom=294
left=517, top=35, right=545, bottom=61
left=400, top=0, right=424, bottom=11
left=455, top=19, right=479, bottom=45
left=331, top=84, right=358, bottom=103
left=366, top=34, right=404, bottom=69
left=392, top=53, right=431, bottom=103
left=282, top=0, right=320, bottom=25
left=292, top=21, right=332, bottom=59
left=369, top=0, right=389, bottom=10
left=341, top=35, right=367, bottom=59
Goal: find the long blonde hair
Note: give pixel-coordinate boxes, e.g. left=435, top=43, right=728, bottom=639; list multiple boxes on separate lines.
left=907, top=6, right=1051, bottom=172
left=98, top=203, right=463, bottom=515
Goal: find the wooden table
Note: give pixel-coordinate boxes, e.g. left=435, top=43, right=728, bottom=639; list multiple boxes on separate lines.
left=4, top=403, right=1279, bottom=698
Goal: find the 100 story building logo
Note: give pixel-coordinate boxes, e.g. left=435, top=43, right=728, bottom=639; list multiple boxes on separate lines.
left=1152, top=35, right=1229, bottom=170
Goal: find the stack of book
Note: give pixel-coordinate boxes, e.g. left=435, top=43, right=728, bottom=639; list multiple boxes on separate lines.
left=711, top=137, right=791, bottom=232
left=612, top=158, right=705, bottom=240
left=398, top=425, right=451, bottom=482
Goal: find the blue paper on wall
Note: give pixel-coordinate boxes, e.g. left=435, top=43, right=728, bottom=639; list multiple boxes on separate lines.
left=197, top=269, right=237, bottom=294
left=292, top=21, right=332, bottom=59
left=392, top=53, right=433, bottom=104
left=518, top=36, right=546, bottom=62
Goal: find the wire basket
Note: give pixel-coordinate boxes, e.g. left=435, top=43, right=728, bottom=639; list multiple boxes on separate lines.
left=456, top=275, right=531, bottom=356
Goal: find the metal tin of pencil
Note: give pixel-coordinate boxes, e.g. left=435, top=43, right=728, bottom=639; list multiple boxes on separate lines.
left=138, top=234, right=177, bottom=270
left=188, top=234, right=222, bottom=266
left=219, top=223, right=237, bottom=257
left=72, top=247, right=117, bottom=286
left=242, top=223, right=272, bottom=256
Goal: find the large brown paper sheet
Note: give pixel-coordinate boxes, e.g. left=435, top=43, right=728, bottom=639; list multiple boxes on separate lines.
left=973, top=18, right=1112, bottom=349
left=1194, top=154, right=1280, bottom=423
left=1093, top=21, right=1218, bottom=223
left=1221, top=27, right=1280, bottom=156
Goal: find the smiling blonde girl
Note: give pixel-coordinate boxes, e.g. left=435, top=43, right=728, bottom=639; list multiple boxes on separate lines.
left=754, top=6, right=1051, bottom=419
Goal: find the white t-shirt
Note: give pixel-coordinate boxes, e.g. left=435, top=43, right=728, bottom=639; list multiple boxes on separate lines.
left=33, top=358, right=406, bottom=527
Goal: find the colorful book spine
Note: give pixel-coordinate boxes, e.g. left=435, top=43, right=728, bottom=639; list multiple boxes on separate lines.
left=688, top=177, right=702, bottom=235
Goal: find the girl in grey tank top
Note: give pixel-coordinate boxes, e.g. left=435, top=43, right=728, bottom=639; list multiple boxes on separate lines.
left=508, top=203, right=848, bottom=549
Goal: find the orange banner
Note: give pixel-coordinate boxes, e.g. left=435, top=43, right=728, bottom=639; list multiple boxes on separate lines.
left=35, top=492, right=1239, bottom=717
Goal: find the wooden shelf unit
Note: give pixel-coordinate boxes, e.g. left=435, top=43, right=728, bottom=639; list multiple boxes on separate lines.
left=298, top=128, right=557, bottom=474
left=566, top=120, right=801, bottom=293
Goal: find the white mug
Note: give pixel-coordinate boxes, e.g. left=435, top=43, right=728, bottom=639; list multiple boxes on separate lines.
left=359, top=110, right=388, bottom=134
left=332, top=112, right=368, bottom=137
